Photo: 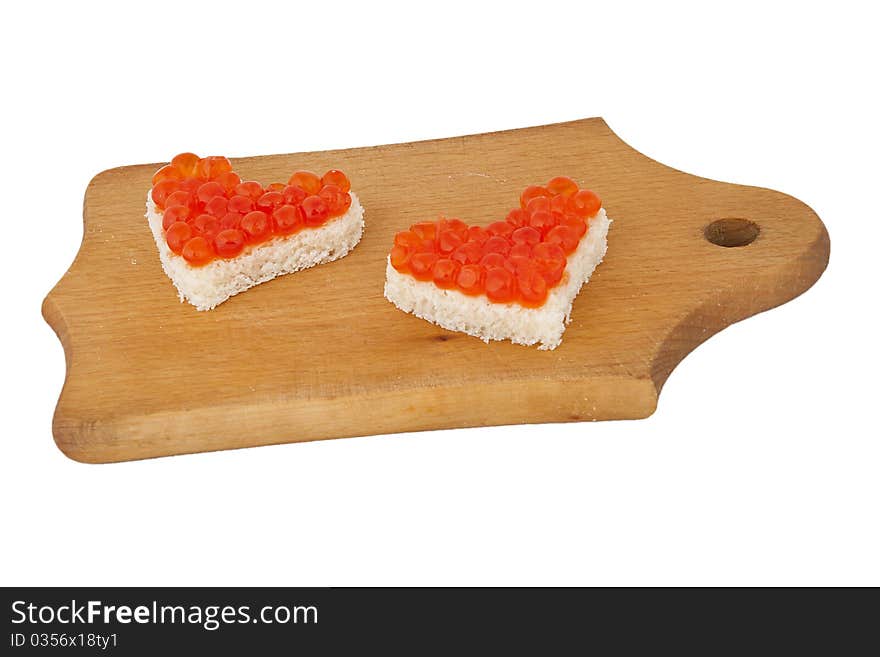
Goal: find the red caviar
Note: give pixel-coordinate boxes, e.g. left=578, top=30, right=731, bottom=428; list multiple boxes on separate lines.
left=545, top=225, right=579, bottom=254
left=196, top=156, right=232, bottom=180
left=411, top=222, right=437, bottom=241
left=191, top=214, right=221, bottom=240
left=438, top=229, right=464, bottom=254
left=562, top=214, right=587, bottom=239
left=164, top=190, right=194, bottom=210
left=509, top=242, right=532, bottom=259
left=547, top=176, right=578, bottom=197
left=456, top=264, right=484, bottom=295
left=520, top=185, right=551, bottom=209
left=512, top=226, right=540, bottom=246
left=227, top=194, right=254, bottom=214
left=162, top=205, right=191, bottom=230
left=318, top=184, right=350, bottom=217
left=181, top=236, right=214, bottom=265
left=219, top=212, right=242, bottom=230
left=409, top=252, right=438, bottom=281
left=516, top=261, right=549, bottom=306
left=282, top=185, right=308, bottom=206
left=388, top=176, right=602, bottom=307
left=273, top=204, right=303, bottom=235
left=151, top=181, right=178, bottom=209
left=177, top=178, right=203, bottom=196
left=240, top=210, right=272, bottom=243
left=525, top=196, right=551, bottom=215
left=204, top=195, right=228, bottom=218
left=485, top=267, right=515, bottom=302
left=235, top=181, right=263, bottom=200
left=550, top=194, right=568, bottom=213
left=483, top=235, right=511, bottom=256
left=301, top=195, right=329, bottom=226
left=288, top=171, right=321, bottom=195
left=321, top=169, right=351, bottom=193
left=215, top=171, right=241, bottom=193
left=567, top=190, right=602, bottom=218
left=394, top=230, right=422, bottom=250
left=151, top=154, right=354, bottom=265
left=197, top=181, right=225, bottom=204
left=165, top=222, right=192, bottom=254
left=487, top=221, right=515, bottom=238
left=432, top=258, right=460, bottom=289
left=452, top=240, right=482, bottom=265
left=214, top=229, right=246, bottom=258
left=171, top=152, right=200, bottom=177
left=152, top=165, right=182, bottom=186
left=389, top=245, right=411, bottom=271
left=256, top=191, right=285, bottom=213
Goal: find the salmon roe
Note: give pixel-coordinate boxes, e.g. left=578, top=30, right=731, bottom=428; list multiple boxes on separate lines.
left=151, top=154, right=354, bottom=266
left=389, top=176, right=601, bottom=307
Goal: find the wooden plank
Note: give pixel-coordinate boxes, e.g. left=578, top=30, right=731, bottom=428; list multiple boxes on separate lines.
left=42, top=118, right=830, bottom=462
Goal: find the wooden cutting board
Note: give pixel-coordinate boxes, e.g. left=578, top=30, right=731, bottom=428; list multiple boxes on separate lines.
left=43, top=118, right=830, bottom=463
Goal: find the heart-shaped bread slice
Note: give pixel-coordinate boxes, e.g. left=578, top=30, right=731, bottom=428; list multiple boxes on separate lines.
left=146, top=153, right=364, bottom=310
left=383, top=177, right=610, bottom=349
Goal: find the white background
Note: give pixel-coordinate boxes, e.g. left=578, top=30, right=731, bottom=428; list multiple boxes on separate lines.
left=1, top=1, right=877, bottom=586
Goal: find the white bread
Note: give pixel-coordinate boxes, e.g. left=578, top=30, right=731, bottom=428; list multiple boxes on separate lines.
left=146, top=192, right=365, bottom=310
left=383, top=209, right=610, bottom=350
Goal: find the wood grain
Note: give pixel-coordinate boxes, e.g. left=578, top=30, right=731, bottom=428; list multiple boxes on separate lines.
left=42, top=118, right=830, bottom=462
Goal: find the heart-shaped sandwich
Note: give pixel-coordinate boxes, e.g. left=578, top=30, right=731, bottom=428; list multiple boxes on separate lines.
left=146, top=153, right=365, bottom=310
left=383, top=177, right=610, bottom=349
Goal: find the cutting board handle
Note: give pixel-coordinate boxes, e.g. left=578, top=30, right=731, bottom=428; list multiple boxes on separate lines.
left=595, top=120, right=831, bottom=391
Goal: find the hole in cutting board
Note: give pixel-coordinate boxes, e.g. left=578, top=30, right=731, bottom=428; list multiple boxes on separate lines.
left=704, top=218, right=760, bottom=248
